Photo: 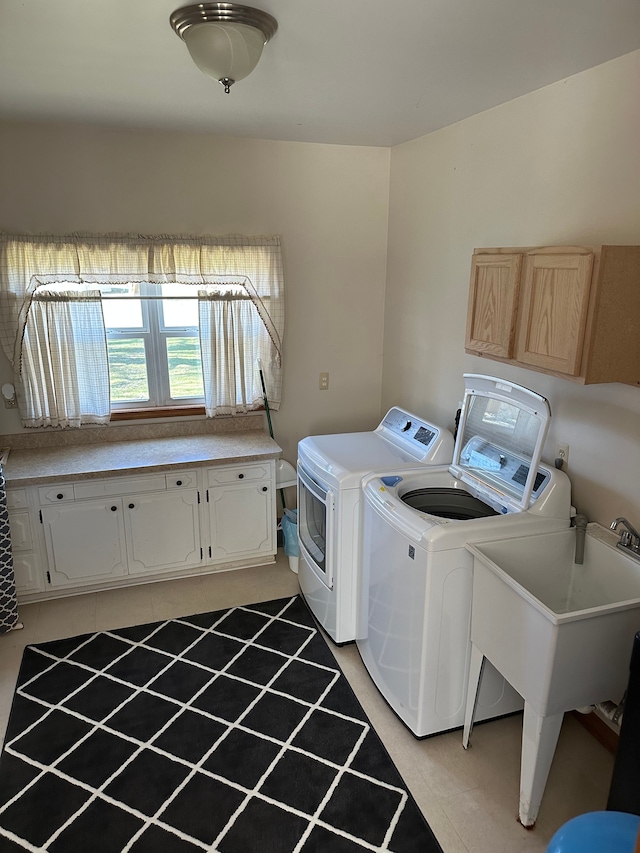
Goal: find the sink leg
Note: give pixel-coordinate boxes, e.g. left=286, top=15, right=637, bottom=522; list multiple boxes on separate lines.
left=518, top=704, right=564, bottom=827
left=463, top=643, right=485, bottom=749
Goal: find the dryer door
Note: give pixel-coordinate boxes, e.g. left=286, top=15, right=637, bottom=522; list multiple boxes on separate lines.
left=298, top=463, right=334, bottom=589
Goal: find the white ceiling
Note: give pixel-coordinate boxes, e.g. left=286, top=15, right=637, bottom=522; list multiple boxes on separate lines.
left=1, top=0, right=639, bottom=148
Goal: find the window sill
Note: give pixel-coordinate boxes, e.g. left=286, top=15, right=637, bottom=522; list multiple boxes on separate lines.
left=110, top=406, right=205, bottom=421
left=110, top=406, right=267, bottom=422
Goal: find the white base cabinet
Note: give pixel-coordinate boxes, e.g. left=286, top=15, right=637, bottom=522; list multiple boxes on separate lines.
left=207, top=462, right=275, bottom=562
left=125, top=489, right=202, bottom=575
left=42, top=499, right=128, bottom=587
left=9, top=459, right=277, bottom=601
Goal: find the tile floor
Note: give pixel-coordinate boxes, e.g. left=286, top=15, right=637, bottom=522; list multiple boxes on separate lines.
left=0, top=552, right=615, bottom=853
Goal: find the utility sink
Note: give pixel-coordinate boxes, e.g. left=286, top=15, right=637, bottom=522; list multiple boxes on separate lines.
left=467, top=523, right=640, bottom=713
left=462, top=523, right=640, bottom=827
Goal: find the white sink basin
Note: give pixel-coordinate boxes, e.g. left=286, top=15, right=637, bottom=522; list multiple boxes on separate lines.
left=471, top=523, right=640, bottom=623
left=463, top=523, right=640, bottom=827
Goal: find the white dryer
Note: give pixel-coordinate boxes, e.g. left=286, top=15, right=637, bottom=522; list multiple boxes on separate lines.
left=357, top=375, right=573, bottom=737
left=297, top=408, right=454, bottom=644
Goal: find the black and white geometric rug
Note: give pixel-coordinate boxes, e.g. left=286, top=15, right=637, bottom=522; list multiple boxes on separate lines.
left=0, top=595, right=443, bottom=852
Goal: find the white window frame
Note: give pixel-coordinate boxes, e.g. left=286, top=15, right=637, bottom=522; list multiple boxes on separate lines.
left=105, top=283, right=205, bottom=411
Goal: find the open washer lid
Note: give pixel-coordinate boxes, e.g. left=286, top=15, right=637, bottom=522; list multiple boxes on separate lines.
left=450, top=375, right=552, bottom=513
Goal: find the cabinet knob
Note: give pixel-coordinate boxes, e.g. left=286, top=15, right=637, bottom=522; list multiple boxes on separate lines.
left=176, top=480, right=183, bottom=486
left=111, top=505, right=117, bottom=512
left=128, top=503, right=135, bottom=509
left=238, top=473, right=245, bottom=479
left=56, top=493, right=64, bottom=500
left=262, top=486, right=268, bottom=492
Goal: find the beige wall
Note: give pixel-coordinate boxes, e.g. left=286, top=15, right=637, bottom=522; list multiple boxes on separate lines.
left=383, top=50, right=640, bottom=526
left=0, top=122, right=391, bottom=467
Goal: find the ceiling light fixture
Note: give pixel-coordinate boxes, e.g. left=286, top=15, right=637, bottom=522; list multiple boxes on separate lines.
left=170, top=2, right=278, bottom=94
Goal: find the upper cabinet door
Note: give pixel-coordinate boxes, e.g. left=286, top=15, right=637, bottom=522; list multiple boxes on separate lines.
left=466, top=252, right=522, bottom=358
left=515, top=251, right=594, bottom=376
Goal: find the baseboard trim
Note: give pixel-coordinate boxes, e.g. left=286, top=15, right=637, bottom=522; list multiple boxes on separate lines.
left=572, top=709, right=619, bottom=754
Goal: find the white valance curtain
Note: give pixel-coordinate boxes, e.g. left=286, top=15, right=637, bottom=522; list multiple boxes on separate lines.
left=0, top=233, right=284, bottom=427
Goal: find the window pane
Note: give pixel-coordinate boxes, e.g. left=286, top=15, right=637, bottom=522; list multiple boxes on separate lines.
left=161, top=283, right=199, bottom=329
left=107, top=338, right=150, bottom=402
left=102, top=291, right=143, bottom=329
left=166, top=337, right=204, bottom=399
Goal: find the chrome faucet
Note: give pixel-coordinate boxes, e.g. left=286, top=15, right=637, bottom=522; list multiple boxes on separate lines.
left=610, top=517, right=640, bottom=561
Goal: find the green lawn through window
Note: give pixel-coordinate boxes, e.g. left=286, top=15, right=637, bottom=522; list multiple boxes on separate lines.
left=107, top=337, right=204, bottom=403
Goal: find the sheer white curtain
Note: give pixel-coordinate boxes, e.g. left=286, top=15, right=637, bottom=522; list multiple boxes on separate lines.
left=198, top=289, right=267, bottom=416
left=21, top=290, right=110, bottom=429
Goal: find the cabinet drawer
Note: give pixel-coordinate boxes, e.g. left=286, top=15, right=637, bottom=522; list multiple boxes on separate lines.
left=207, top=462, right=272, bottom=487
left=165, top=470, right=198, bottom=490
left=39, top=485, right=74, bottom=504
left=74, top=474, right=167, bottom=500
left=6, top=488, right=28, bottom=509
left=8, top=510, right=33, bottom=551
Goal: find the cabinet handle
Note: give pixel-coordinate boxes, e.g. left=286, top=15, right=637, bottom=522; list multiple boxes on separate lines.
left=57, top=493, right=64, bottom=500
left=238, top=473, right=245, bottom=479
left=176, top=480, right=183, bottom=486
left=262, top=486, right=268, bottom=492
left=111, top=505, right=117, bottom=512
left=128, top=503, right=135, bottom=509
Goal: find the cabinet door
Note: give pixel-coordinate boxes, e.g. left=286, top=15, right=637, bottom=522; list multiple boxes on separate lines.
left=516, top=251, right=594, bottom=375
left=466, top=253, right=522, bottom=358
left=208, top=481, right=275, bottom=562
left=41, top=500, right=128, bottom=587
left=8, top=510, right=43, bottom=594
left=124, top=489, right=202, bottom=575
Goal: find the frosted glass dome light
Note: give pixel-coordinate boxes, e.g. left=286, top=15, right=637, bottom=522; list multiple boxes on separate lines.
left=171, top=3, right=278, bottom=93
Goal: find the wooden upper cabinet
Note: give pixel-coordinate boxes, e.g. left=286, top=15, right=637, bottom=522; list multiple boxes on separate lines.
left=466, top=252, right=522, bottom=358
left=516, top=249, right=593, bottom=375
left=465, top=245, right=640, bottom=386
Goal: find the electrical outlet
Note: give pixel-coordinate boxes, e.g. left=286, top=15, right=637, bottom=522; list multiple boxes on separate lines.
left=556, top=443, right=569, bottom=467
left=1, top=383, right=16, bottom=408
left=319, top=372, right=329, bottom=391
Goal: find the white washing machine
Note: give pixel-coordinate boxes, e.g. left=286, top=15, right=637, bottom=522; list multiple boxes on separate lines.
left=297, top=408, right=454, bottom=645
left=356, top=375, right=573, bottom=737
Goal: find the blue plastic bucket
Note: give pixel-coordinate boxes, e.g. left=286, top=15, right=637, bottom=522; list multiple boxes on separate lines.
left=547, top=811, right=640, bottom=852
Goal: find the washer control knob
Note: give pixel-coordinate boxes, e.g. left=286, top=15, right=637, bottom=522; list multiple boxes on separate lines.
left=401, top=420, right=412, bottom=432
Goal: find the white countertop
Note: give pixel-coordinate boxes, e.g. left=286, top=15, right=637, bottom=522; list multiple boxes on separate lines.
left=4, top=431, right=282, bottom=487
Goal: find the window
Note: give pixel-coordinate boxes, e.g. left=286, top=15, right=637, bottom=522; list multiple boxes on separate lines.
left=103, top=283, right=205, bottom=409
left=0, top=234, right=284, bottom=429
